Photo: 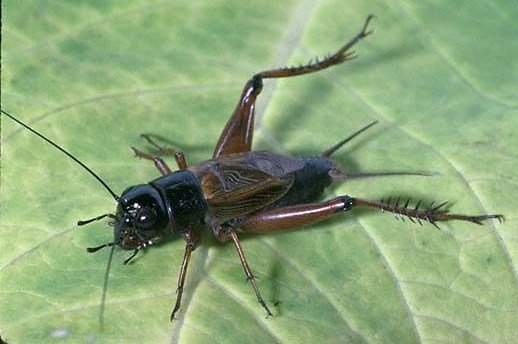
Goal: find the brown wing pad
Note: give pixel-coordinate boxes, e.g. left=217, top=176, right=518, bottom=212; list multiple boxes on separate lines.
left=201, top=166, right=293, bottom=219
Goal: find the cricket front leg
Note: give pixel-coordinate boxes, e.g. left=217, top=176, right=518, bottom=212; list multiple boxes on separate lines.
left=133, top=134, right=188, bottom=171
left=238, top=196, right=503, bottom=233
left=140, top=134, right=188, bottom=170
left=171, top=230, right=201, bottom=320
left=131, top=147, right=172, bottom=175
left=213, top=15, right=374, bottom=158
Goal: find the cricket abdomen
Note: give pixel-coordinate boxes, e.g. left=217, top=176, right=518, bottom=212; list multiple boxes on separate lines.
left=262, top=156, right=335, bottom=210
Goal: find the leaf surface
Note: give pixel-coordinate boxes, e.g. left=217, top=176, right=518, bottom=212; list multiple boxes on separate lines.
left=1, top=1, right=517, bottom=343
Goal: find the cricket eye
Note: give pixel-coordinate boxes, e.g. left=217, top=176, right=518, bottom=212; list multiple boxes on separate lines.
left=136, top=208, right=157, bottom=229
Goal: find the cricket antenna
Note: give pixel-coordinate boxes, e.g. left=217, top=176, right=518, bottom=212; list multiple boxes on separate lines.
left=99, top=244, right=116, bottom=330
left=1, top=109, right=119, bottom=201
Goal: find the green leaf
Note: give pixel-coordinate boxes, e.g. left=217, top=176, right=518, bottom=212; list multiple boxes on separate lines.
left=1, top=1, right=517, bottom=343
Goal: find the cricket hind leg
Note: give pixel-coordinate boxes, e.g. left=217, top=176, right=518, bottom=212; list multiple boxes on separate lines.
left=213, top=15, right=375, bottom=158
left=238, top=197, right=351, bottom=233
left=238, top=196, right=503, bottom=233
left=352, top=197, right=504, bottom=228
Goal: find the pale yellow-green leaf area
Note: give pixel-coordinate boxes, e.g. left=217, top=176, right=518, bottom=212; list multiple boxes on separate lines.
left=1, top=1, right=517, bottom=343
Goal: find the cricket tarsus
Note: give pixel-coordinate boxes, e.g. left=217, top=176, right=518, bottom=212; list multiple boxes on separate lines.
left=259, top=14, right=374, bottom=79
left=171, top=301, right=181, bottom=321
left=87, top=242, right=115, bottom=253
left=123, top=250, right=139, bottom=265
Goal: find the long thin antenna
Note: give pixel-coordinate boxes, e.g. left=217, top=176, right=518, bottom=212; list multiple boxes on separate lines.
left=1, top=109, right=119, bottom=201
left=99, top=244, right=116, bottom=330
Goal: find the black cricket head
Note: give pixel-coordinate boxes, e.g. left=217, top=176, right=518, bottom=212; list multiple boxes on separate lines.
left=80, top=183, right=169, bottom=261
left=113, top=184, right=169, bottom=250
left=83, top=169, right=207, bottom=261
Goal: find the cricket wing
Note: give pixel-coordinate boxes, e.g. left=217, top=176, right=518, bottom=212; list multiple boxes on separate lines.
left=199, top=163, right=294, bottom=219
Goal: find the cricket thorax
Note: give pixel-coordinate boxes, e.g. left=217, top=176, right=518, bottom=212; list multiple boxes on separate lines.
left=150, top=169, right=208, bottom=233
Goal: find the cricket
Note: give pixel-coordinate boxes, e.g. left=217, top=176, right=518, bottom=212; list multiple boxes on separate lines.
left=1, top=14, right=503, bottom=322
